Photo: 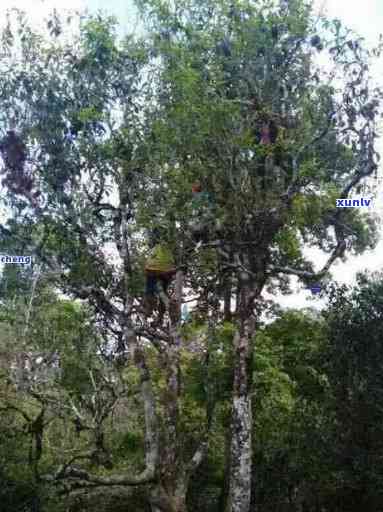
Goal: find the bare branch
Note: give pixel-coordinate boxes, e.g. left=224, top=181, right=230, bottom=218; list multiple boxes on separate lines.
left=75, top=285, right=122, bottom=318
left=0, top=404, right=31, bottom=423
left=61, top=466, right=155, bottom=486
left=269, top=239, right=346, bottom=280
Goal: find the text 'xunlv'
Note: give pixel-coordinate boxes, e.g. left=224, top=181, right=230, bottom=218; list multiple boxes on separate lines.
left=336, top=198, right=372, bottom=208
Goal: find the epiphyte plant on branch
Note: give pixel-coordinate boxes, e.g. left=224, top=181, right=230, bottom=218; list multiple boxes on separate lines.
left=0, top=129, right=41, bottom=207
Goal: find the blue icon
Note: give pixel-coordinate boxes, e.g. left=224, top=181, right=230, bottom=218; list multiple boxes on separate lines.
left=309, top=284, right=322, bottom=295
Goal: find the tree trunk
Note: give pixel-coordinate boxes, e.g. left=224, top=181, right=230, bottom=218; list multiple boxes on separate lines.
left=223, top=275, right=232, bottom=322
left=149, top=483, right=187, bottom=512
left=152, top=271, right=207, bottom=512
left=160, top=341, right=180, bottom=489
left=156, top=271, right=190, bottom=511
left=226, top=284, right=255, bottom=512
left=219, top=422, right=232, bottom=510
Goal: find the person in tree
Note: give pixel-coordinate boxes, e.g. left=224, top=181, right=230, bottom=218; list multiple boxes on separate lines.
left=189, top=181, right=215, bottom=244
left=254, top=116, right=289, bottom=193
left=144, top=228, right=177, bottom=319
left=260, top=122, right=272, bottom=145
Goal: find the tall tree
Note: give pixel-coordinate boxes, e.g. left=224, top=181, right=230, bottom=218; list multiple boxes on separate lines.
left=134, top=0, right=382, bottom=510
left=0, top=10, right=211, bottom=512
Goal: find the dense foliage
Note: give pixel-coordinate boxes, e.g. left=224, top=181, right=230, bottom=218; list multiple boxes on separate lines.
left=3, top=270, right=383, bottom=511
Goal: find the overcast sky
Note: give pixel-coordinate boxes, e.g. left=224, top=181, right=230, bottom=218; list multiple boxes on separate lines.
left=0, top=0, right=382, bottom=308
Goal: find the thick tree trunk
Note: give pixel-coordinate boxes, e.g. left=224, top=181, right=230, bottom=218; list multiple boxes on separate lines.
left=160, top=341, right=180, bottom=490
left=160, top=272, right=183, bottom=491
left=226, top=331, right=253, bottom=512
left=226, top=284, right=255, bottom=512
left=151, top=271, right=207, bottom=512
left=149, top=483, right=187, bottom=512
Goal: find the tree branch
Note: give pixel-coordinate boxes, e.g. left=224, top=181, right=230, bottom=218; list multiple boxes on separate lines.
left=60, top=465, right=155, bottom=487
left=185, top=440, right=208, bottom=478
left=269, top=239, right=346, bottom=280
left=0, top=404, right=31, bottom=423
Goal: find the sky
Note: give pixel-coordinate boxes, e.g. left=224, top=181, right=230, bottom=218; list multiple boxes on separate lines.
left=0, top=0, right=382, bottom=309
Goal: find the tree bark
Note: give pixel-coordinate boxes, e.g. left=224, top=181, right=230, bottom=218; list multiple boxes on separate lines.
left=149, top=483, right=187, bottom=512
left=151, top=270, right=207, bottom=512
left=226, top=284, right=255, bottom=512
left=159, top=271, right=182, bottom=491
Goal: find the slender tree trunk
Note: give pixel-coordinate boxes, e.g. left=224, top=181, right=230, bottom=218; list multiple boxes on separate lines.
left=156, top=271, right=189, bottom=511
left=226, top=284, right=255, bottom=512
left=160, top=272, right=182, bottom=490
left=223, top=275, right=232, bottom=322
left=219, top=422, right=232, bottom=510
left=160, top=340, right=181, bottom=490
left=151, top=270, right=207, bottom=512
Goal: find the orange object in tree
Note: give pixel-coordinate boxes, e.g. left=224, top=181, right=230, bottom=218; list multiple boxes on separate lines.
left=191, top=181, right=202, bottom=193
